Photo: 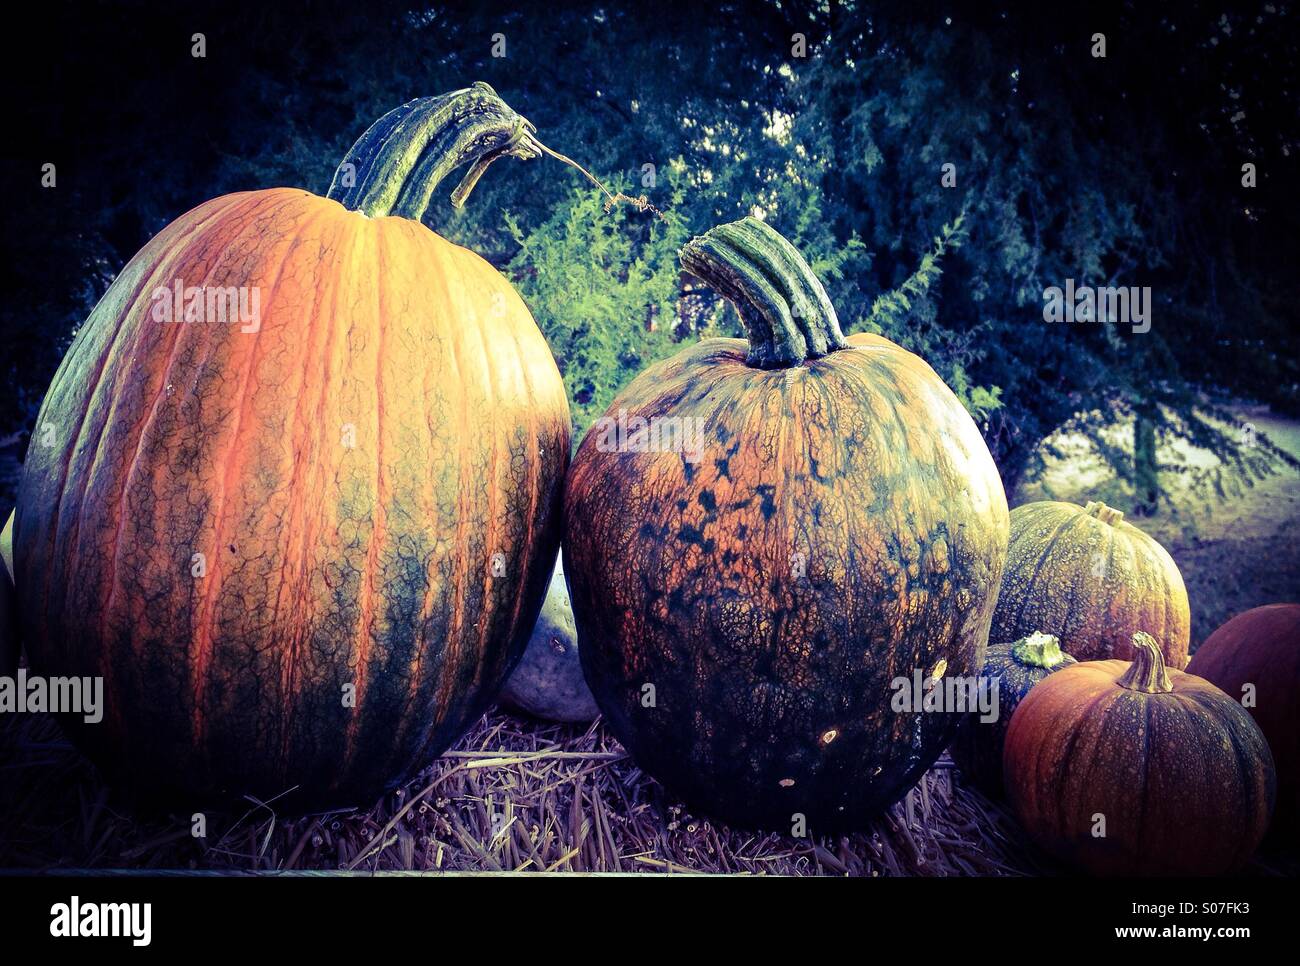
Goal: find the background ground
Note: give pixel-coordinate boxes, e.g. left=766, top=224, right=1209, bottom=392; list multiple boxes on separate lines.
left=1018, top=409, right=1300, bottom=645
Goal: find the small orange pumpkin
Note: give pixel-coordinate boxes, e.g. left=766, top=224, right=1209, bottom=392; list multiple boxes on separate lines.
left=1188, top=603, right=1300, bottom=844
left=1004, top=632, right=1274, bottom=875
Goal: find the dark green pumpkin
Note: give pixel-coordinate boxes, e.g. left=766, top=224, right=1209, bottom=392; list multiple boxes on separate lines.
left=563, top=218, right=1010, bottom=831
left=948, top=631, right=1077, bottom=798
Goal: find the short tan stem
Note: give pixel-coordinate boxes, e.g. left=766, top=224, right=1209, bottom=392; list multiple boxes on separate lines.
left=1117, top=632, right=1173, bottom=693
left=1084, top=500, right=1125, bottom=526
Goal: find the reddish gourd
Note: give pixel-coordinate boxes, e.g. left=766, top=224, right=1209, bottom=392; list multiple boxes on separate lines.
left=1188, top=603, right=1300, bottom=844
left=563, top=218, right=1009, bottom=831
left=1004, top=632, right=1275, bottom=875
left=991, top=500, right=1190, bottom=667
left=14, top=85, right=570, bottom=807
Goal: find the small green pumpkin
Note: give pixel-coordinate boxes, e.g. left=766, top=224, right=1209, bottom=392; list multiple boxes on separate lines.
left=948, top=632, right=1076, bottom=798
left=499, top=552, right=598, bottom=723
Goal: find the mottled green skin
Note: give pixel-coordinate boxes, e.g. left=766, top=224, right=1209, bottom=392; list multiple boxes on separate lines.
left=948, top=638, right=1077, bottom=798
left=991, top=500, right=1190, bottom=667
left=14, top=88, right=570, bottom=811
left=564, top=333, right=1009, bottom=832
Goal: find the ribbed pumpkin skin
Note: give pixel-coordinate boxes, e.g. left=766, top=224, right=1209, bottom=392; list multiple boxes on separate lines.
left=948, top=636, right=1076, bottom=798
left=564, top=333, right=1009, bottom=831
left=1004, top=658, right=1275, bottom=875
left=0, top=511, right=16, bottom=677
left=991, top=501, right=1190, bottom=666
left=1188, top=603, right=1300, bottom=844
left=0, top=578, right=13, bottom=678
left=15, top=187, right=570, bottom=807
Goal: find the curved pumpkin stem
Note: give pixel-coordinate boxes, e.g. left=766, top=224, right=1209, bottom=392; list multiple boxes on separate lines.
left=1117, top=632, right=1173, bottom=693
left=1010, top=631, right=1067, bottom=669
left=681, top=218, right=848, bottom=369
left=1084, top=500, right=1125, bottom=526
left=327, top=82, right=543, bottom=220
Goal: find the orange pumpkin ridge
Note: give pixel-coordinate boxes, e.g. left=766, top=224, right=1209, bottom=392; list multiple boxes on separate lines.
left=15, top=84, right=571, bottom=809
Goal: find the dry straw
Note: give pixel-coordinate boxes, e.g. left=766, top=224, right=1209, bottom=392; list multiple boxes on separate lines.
left=1, top=709, right=1292, bottom=876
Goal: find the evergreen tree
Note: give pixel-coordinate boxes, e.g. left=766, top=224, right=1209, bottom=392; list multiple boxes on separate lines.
left=2, top=0, right=1295, bottom=512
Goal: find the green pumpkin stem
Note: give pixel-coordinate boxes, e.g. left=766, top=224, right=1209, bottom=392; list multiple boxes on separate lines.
left=1117, top=632, right=1173, bottom=693
left=680, top=218, right=849, bottom=369
left=328, top=81, right=660, bottom=223
left=1010, top=631, right=1067, bottom=669
left=1084, top=500, right=1125, bottom=526
left=327, top=82, right=543, bottom=220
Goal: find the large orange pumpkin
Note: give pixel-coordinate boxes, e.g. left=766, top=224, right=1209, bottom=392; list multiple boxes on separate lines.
left=1188, top=603, right=1300, bottom=844
left=14, top=84, right=570, bottom=807
left=991, top=499, right=1190, bottom=667
left=563, top=218, right=1010, bottom=831
left=1004, top=632, right=1275, bottom=875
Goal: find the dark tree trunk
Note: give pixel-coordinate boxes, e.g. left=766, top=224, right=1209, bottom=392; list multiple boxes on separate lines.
left=1133, top=406, right=1159, bottom=515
